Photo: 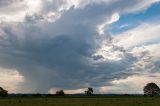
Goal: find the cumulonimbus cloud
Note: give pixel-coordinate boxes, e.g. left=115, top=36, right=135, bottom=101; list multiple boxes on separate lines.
left=0, top=0, right=159, bottom=93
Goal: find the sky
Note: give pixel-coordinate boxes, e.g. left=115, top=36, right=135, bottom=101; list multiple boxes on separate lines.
left=0, top=0, right=160, bottom=94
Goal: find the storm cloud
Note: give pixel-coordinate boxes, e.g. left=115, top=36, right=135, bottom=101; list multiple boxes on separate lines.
left=0, top=0, right=159, bottom=93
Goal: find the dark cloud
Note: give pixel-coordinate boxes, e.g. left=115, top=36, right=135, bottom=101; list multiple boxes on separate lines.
left=0, top=0, right=159, bottom=93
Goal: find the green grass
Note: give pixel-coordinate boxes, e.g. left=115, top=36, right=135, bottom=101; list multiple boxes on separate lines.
left=0, top=96, right=160, bottom=106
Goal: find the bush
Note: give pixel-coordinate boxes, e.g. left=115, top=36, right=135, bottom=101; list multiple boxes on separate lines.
left=0, top=87, right=8, bottom=96
left=56, top=90, right=65, bottom=96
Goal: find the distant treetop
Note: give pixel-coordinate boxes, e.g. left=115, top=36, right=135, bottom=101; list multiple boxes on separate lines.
left=0, top=87, right=8, bottom=96
left=143, top=82, right=160, bottom=96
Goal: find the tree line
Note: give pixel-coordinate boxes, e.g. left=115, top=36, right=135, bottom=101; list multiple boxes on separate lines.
left=0, top=82, right=160, bottom=97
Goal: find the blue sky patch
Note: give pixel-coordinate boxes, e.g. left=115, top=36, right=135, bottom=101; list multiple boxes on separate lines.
left=109, top=2, right=160, bottom=35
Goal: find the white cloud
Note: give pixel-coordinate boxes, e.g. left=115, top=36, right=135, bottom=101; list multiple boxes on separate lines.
left=121, top=0, right=160, bottom=13
left=93, top=38, right=125, bottom=61
left=0, top=67, right=24, bottom=93
left=113, top=23, right=160, bottom=49
left=26, top=0, right=42, bottom=13
left=129, top=43, right=160, bottom=73
left=104, top=73, right=160, bottom=94
left=119, top=24, right=131, bottom=29
left=49, top=88, right=86, bottom=94
left=0, top=0, right=42, bottom=22
left=97, top=13, right=120, bottom=35
left=131, top=44, right=160, bottom=58
left=1, top=0, right=159, bottom=23
left=108, top=13, right=120, bottom=24
left=0, top=0, right=26, bottom=22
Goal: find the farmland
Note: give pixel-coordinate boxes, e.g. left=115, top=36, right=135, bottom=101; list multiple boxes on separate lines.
left=0, top=96, right=160, bottom=106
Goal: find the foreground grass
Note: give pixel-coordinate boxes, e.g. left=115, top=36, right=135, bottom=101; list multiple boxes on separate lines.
left=0, top=96, right=160, bottom=106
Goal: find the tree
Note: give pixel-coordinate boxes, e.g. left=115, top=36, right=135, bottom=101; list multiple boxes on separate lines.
left=143, top=82, right=160, bottom=96
left=0, top=87, right=8, bottom=96
left=56, top=90, right=65, bottom=96
left=85, top=87, right=93, bottom=96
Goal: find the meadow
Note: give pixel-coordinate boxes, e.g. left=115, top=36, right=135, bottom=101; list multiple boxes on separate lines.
left=0, top=96, right=160, bottom=106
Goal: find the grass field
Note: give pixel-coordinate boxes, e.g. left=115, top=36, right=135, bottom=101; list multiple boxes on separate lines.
left=0, top=96, right=160, bottom=106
